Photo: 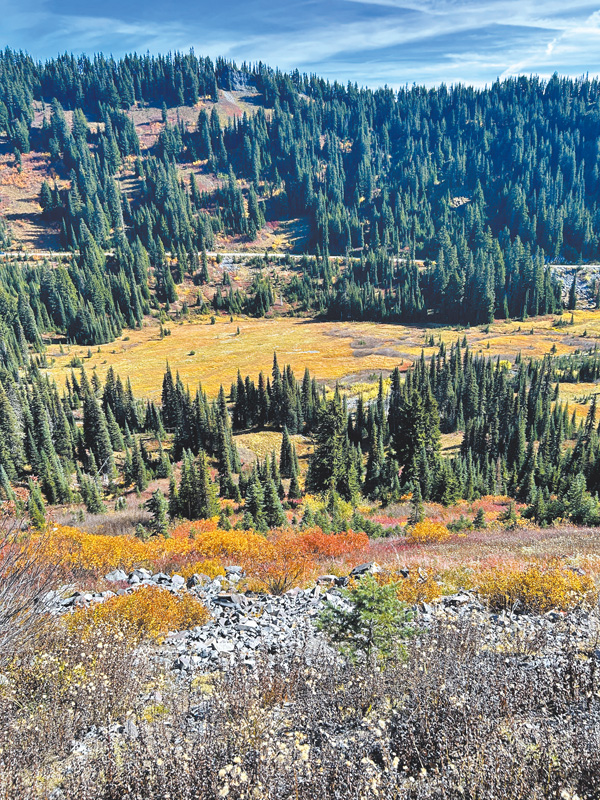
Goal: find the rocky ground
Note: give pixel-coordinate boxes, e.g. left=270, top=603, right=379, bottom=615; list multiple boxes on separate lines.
left=44, top=564, right=600, bottom=676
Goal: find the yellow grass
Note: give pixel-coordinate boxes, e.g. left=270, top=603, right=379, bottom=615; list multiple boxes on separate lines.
left=234, top=430, right=309, bottom=460
left=554, top=381, right=599, bottom=419
left=45, top=316, right=418, bottom=399
left=43, top=309, right=600, bottom=401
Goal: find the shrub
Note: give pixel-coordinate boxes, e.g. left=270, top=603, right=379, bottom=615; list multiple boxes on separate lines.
left=69, top=586, right=210, bottom=642
left=350, top=510, right=384, bottom=537
left=0, top=507, right=56, bottom=669
left=448, top=514, right=472, bottom=533
left=477, top=563, right=597, bottom=613
left=247, top=552, right=307, bottom=595
left=473, top=507, right=486, bottom=529
left=390, top=570, right=443, bottom=604
left=293, top=527, right=369, bottom=558
left=406, top=519, right=450, bottom=543
left=178, top=558, right=226, bottom=580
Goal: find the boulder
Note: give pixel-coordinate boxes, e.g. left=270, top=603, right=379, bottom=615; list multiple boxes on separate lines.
left=123, top=719, right=139, bottom=740
left=316, top=574, right=338, bottom=586
left=350, top=562, right=382, bottom=578
left=105, top=569, right=128, bottom=583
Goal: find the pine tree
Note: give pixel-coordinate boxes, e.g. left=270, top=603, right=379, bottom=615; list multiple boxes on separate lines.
left=195, top=449, right=219, bottom=519
left=82, top=380, right=115, bottom=477
left=146, top=489, right=170, bottom=537
left=263, top=477, right=287, bottom=528
left=245, top=476, right=267, bottom=532
left=130, top=437, right=148, bottom=491
left=279, top=426, right=294, bottom=478
left=27, top=480, right=46, bottom=529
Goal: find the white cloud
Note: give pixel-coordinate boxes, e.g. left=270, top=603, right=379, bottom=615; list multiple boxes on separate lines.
left=0, top=0, right=598, bottom=87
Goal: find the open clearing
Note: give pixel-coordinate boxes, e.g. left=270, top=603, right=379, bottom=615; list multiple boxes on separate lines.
left=42, top=308, right=600, bottom=401
left=45, top=316, right=415, bottom=398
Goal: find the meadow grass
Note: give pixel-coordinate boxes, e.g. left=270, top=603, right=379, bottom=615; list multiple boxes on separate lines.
left=43, top=309, right=600, bottom=400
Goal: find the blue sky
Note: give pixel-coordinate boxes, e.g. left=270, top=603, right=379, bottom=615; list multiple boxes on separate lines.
left=2, top=0, right=600, bottom=88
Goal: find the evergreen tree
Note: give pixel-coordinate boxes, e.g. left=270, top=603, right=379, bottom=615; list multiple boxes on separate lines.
left=146, top=489, right=170, bottom=537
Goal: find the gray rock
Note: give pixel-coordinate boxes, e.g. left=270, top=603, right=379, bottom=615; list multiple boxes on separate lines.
left=443, top=592, right=472, bottom=608
left=133, top=568, right=151, bottom=578
left=236, top=619, right=259, bottom=632
left=215, top=640, right=235, bottom=653
left=317, top=574, right=337, bottom=585
left=544, top=610, right=563, bottom=623
left=124, top=719, right=139, bottom=740
left=105, top=569, right=128, bottom=583
left=350, top=562, right=382, bottom=578
left=171, top=574, right=185, bottom=588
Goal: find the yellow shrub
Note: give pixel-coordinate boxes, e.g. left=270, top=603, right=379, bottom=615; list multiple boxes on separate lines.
left=477, top=564, right=597, bottom=613
left=406, top=520, right=451, bottom=543
left=69, top=586, right=211, bottom=642
left=178, top=559, right=226, bottom=580
left=390, top=571, right=443, bottom=604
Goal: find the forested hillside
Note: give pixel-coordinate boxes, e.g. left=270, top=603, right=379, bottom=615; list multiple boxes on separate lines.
left=3, top=49, right=600, bottom=359
left=3, top=342, right=600, bottom=534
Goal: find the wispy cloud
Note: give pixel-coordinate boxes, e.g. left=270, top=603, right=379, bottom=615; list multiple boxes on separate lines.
left=0, top=0, right=598, bottom=87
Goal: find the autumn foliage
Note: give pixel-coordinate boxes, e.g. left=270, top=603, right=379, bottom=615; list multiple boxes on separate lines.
left=477, top=563, right=597, bottom=613
left=390, top=571, right=443, bottom=604
left=406, top=520, right=451, bottom=543
left=69, top=585, right=210, bottom=642
left=42, top=522, right=369, bottom=590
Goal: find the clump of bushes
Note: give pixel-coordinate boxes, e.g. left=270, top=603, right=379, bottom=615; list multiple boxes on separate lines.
left=406, top=519, right=451, bottom=543
left=391, top=570, right=443, bottom=604
left=68, top=585, right=210, bottom=642
left=477, top=563, right=597, bottom=613
left=178, top=558, right=226, bottom=580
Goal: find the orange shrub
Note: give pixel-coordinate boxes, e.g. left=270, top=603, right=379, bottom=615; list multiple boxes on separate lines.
left=42, top=523, right=370, bottom=592
left=290, top=528, right=369, bottom=558
left=69, top=586, right=210, bottom=642
left=406, top=520, right=451, bottom=544
left=477, top=563, right=597, bottom=613
left=246, top=553, right=309, bottom=595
